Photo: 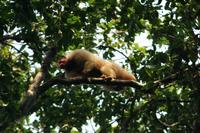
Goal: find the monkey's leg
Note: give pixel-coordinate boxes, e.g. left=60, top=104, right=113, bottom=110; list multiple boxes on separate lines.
left=100, top=65, right=116, bottom=79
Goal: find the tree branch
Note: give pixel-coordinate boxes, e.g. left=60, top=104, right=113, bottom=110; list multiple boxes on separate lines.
left=20, top=46, right=58, bottom=115
left=0, top=34, right=22, bottom=44
left=99, top=45, right=130, bottom=60
left=153, top=63, right=200, bottom=88
left=0, top=46, right=58, bottom=132
left=37, top=77, right=144, bottom=94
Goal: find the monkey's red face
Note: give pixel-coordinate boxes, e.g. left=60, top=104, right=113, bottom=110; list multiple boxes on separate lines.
left=58, top=56, right=68, bottom=69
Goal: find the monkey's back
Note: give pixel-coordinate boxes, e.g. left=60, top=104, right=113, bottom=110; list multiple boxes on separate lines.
left=111, top=62, right=136, bottom=80
left=69, top=49, right=94, bottom=62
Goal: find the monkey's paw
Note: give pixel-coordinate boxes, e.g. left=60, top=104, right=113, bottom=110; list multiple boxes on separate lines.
left=101, top=75, right=113, bottom=81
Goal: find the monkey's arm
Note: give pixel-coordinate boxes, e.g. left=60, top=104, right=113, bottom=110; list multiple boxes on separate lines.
left=82, top=61, right=96, bottom=74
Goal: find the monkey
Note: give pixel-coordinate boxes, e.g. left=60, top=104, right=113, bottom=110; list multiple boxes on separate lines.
left=58, top=49, right=136, bottom=90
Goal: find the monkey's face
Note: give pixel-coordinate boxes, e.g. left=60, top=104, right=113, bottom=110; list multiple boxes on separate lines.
left=58, top=56, right=68, bottom=69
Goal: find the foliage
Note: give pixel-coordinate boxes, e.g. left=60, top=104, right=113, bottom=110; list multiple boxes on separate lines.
left=0, top=0, right=200, bottom=132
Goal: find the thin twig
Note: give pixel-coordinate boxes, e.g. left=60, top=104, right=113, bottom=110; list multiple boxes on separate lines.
left=0, top=35, right=21, bottom=44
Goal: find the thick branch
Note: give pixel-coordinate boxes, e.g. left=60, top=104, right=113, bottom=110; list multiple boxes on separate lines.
left=20, top=46, right=57, bottom=114
left=0, top=46, right=57, bottom=132
left=19, top=77, right=144, bottom=119
left=37, top=77, right=144, bottom=94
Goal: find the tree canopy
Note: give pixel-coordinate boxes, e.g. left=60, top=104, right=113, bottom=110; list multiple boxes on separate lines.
left=0, top=0, right=200, bottom=132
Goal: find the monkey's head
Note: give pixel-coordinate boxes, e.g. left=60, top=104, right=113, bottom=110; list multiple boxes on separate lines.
left=58, top=56, right=68, bottom=69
